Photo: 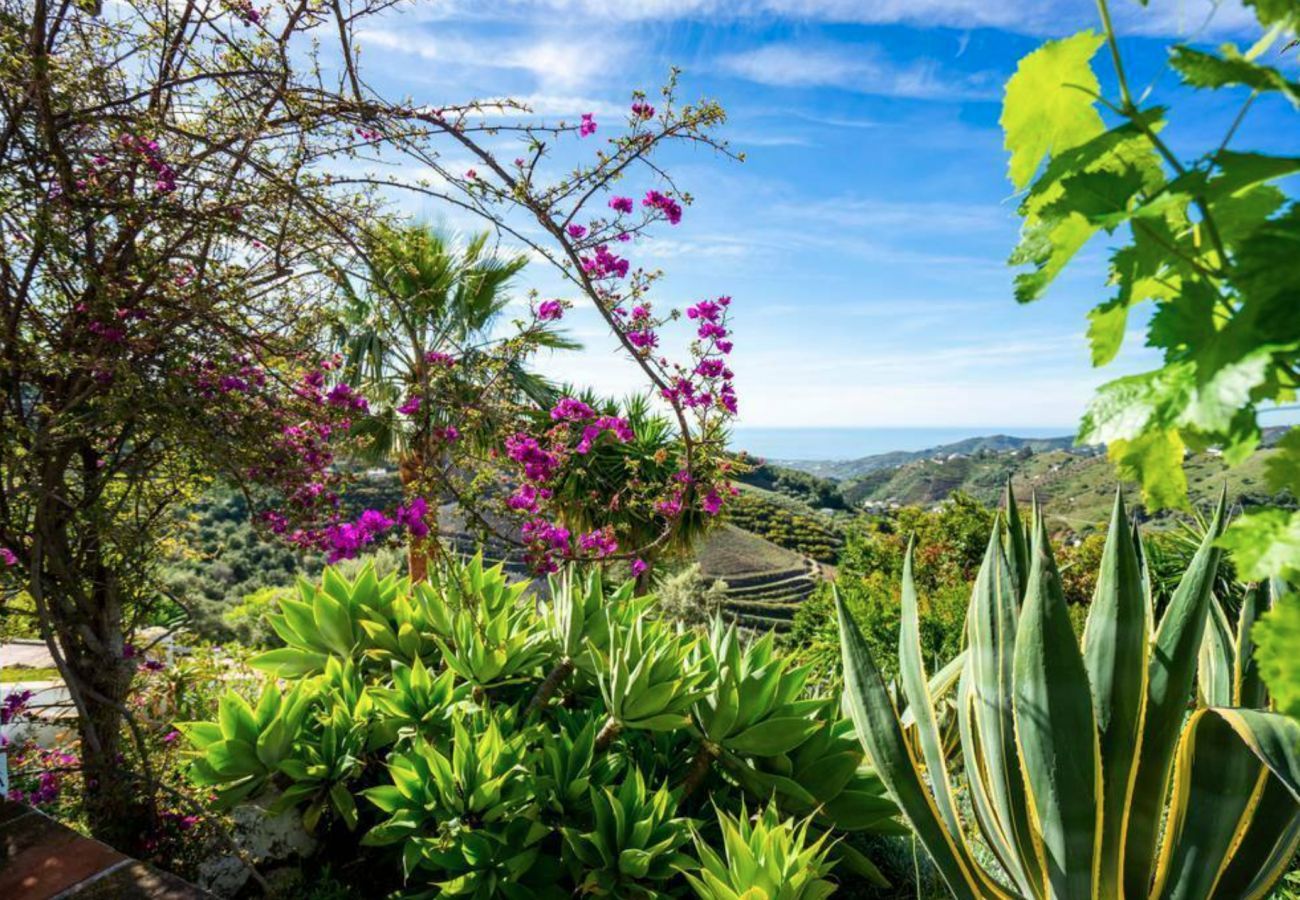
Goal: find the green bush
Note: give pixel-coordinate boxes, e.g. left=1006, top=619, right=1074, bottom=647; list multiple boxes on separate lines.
left=179, top=557, right=899, bottom=897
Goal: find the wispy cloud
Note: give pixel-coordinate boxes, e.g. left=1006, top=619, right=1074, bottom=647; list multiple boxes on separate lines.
left=356, top=27, right=627, bottom=92
left=482, top=0, right=1262, bottom=36
left=716, top=43, right=999, bottom=101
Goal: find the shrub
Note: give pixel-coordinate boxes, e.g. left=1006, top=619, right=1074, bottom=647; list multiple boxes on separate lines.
left=180, top=557, right=899, bottom=896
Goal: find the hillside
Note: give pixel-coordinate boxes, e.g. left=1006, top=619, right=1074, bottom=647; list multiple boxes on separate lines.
left=775, top=433, right=1081, bottom=480
left=843, top=445, right=1285, bottom=531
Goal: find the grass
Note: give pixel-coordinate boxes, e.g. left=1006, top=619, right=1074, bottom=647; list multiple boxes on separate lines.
left=1, top=666, right=60, bottom=683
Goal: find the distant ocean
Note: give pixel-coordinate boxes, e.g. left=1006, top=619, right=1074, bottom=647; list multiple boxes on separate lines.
left=728, top=427, right=1076, bottom=462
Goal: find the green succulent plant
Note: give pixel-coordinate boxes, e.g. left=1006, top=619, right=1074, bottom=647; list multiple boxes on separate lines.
left=562, top=768, right=695, bottom=896
left=369, top=655, right=469, bottom=746
left=180, top=680, right=315, bottom=808
left=684, top=801, right=838, bottom=900
left=537, top=711, right=623, bottom=818
left=839, top=490, right=1300, bottom=900
left=593, top=614, right=711, bottom=749
left=253, top=564, right=417, bottom=676
left=696, top=621, right=825, bottom=757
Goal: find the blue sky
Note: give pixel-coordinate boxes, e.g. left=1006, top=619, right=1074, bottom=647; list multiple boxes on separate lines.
left=352, top=0, right=1298, bottom=430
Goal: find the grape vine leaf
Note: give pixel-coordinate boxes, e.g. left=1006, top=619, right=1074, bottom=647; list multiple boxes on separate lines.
left=1252, top=588, right=1300, bottom=721
left=1105, top=429, right=1189, bottom=510
left=1265, top=427, right=1300, bottom=494
left=1002, top=31, right=1106, bottom=190
left=1243, top=0, right=1300, bottom=29
left=1170, top=45, right=1300, bottom=106
left=1220, top=508, right=1300, bottom=582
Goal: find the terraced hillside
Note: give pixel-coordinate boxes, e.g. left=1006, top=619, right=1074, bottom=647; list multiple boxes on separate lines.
left=697, top=524, right=822, bottom=631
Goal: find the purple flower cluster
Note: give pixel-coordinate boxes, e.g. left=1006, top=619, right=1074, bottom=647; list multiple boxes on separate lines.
left=0, top=547, right=16, bottom=566
left=578, top=527, right=618, bottom=558
left=521, top=518, right=571, bottom=573
left=581, top=245, right=630, bottom=280
left=320, top=497, right=429, bottom=562
left=566, top=224, right=587, bottom=239
left=506, top=433, right=562, bottom=482
left=424, top=351, right=457, bottom=368
left=2, top=690, right=32, bottom=725
left=642, top=190, right=682, bottom=225
left=609, top=196, right=634, bottom=215
left=579, top=113, right=597, bottom=137
left=631, top=102, right=655, bottom=120
left=397, top=394, right=421, bottom=416
left=537, top=299, right=565, bottom=321
left=119, top=134, right=176, bottom=193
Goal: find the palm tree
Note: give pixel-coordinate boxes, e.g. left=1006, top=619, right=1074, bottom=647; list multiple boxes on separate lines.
left=336, top=224, right=574, bottom=581
left=544, top=391, right=720, bottom=592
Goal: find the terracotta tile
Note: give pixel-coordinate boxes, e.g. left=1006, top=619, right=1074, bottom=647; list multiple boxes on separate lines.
left=0, top=817, right=125, bottom=899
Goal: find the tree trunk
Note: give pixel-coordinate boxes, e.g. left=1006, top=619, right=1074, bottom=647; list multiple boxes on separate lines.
left=398, top=449, right=440, bottom=583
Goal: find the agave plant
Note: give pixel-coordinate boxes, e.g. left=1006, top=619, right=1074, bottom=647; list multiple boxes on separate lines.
left=537, top=711, right=623, bottom=817
left=593, top=614, right=711, bottom=750
left=684, top=622, right=826, bottom=793
left=684, top=801, right=838, bottom=900
left=363, top=710, right=550, bottom=894
left=528, top=567, right=646, bottom=716
left=562, top=768, right=695, bottom=896
left=254, top=565, right=417, bottom=676
left=369, top=656, right=469, bottom=745
left=180, top=680, right=316, bottom=808
left=839, top=490, right=1300, bottom=900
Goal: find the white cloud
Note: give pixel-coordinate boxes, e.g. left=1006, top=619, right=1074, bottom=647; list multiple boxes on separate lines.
left=357, top=27, right=626, bottom=92
left=716, top=43, right=999, bottom=100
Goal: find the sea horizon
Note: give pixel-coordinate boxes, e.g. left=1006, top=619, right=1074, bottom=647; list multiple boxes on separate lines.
left=728, top=426, right=1078, bottom=462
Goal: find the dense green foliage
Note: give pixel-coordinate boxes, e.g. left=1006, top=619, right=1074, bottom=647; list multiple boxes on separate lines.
left=839, top=491, right=1300, bottom=900
left=180, top=558, right=901, bottom=897
left=1001, top=0, right=1300, bottom=578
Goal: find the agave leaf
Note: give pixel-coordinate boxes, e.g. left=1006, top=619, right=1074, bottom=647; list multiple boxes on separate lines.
left=1124, top=491, right=1226, bottom=899
left=1082, top=491, right=1148, bottom=899
left=966, top=521, right=1043, bottom=897
left=898, top=540, right=966, bottom=842
left=1234, top=578, right=1279, bottom=708
left=1150, top=709, right=1272, bottom=900
left=837, top=592, right=989, bottom=900
left=1013, top=512, right=1100, bottom=900
left=1198, top=593, right=1235, bottom=707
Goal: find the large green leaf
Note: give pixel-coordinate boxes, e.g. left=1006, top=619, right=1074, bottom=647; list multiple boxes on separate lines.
left=1082, top=492, right=1148, bottom=899
left=1013, top=513, right=1100, bottom=900
left=1252, top=587, right=1300, bottom=719
left=1002, top=31, right=1106, bottom=190
left=1124, top=492, right=1226, bottom=900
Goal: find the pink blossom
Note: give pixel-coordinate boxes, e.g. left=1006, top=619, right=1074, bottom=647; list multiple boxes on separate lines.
left=631, top=102, right=655, bottom=120
left=578, top=527, right=618, bottom=558
left=551, top=396, right=597, bottom=422
left=397, top=395, right=421, bottom=416
left=538, top=300, right=565, bottom=321
left=0, top=548, right=16, bottom=567
left=424, top=351, right=457, bottom=368
left=702, top=490, right=724, bottom=515
left=642, top=190, right=682, bottom=225
left=630, top=559, right=648, bottom=577
left=609, top=196, right=634, bottom=215
left=579, top=113, right=597, bottom=137
left=566, top=224, right=587, bottom=239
